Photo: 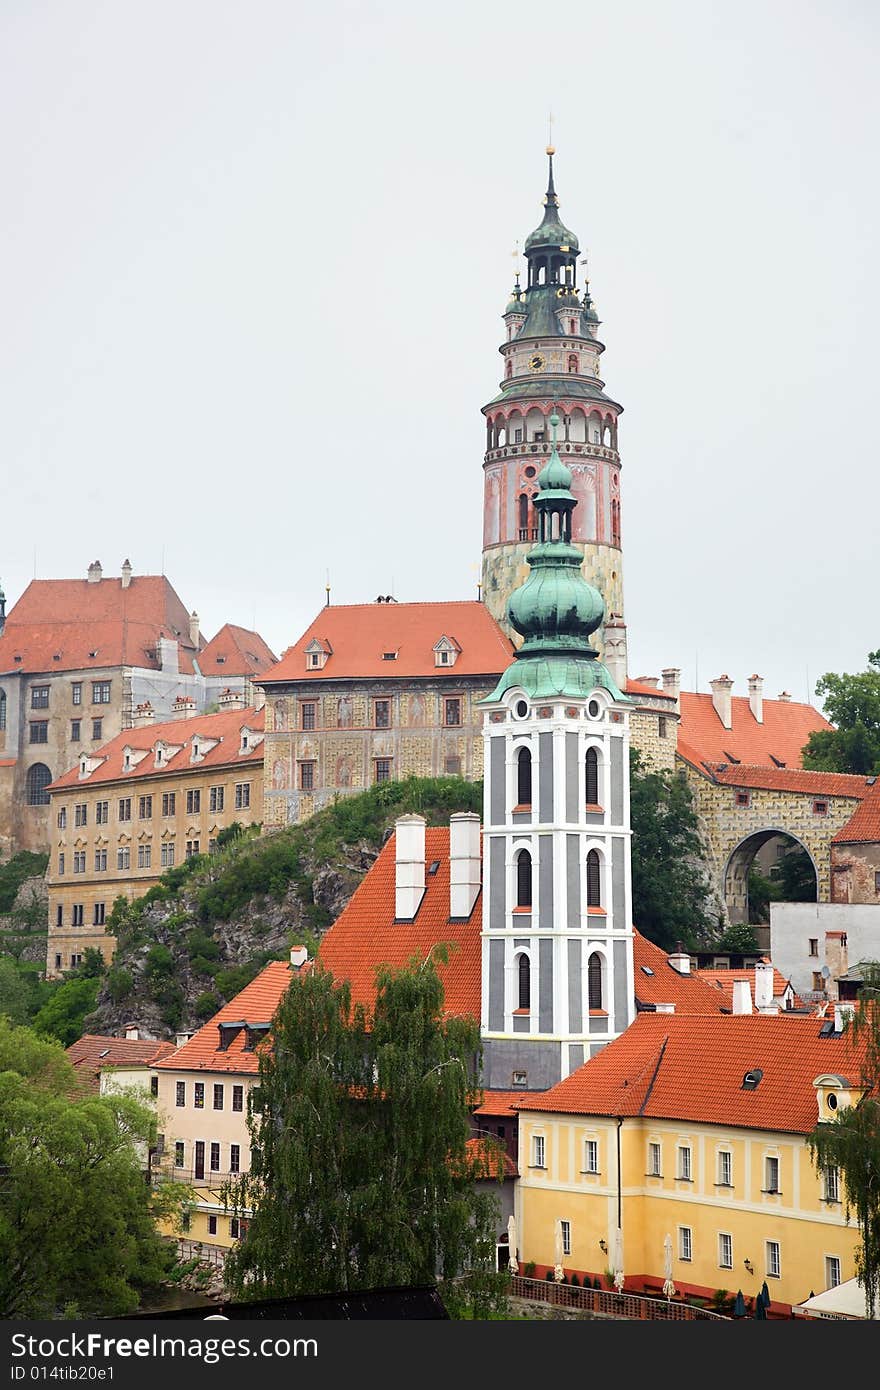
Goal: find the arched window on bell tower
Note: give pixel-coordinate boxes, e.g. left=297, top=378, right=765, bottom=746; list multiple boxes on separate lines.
left=518, top=494, right=529, bottom=541
left=516, top=849, right=533, bottom=908
left=517, top=953, right=531, bottom=1011
left=516, top=747, right=532, bottom=807
left=587, top=849, right=602, bottom=907
left=588, top=952, right=603, bottom=1010
left=585, top=747, right=599, bottom=806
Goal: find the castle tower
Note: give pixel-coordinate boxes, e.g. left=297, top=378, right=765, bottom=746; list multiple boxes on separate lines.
left=479, top=414, right=635, bottom=1089
left=481, top=148, right=625, bottom=667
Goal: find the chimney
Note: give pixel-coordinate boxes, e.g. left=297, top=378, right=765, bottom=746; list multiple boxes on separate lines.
left=218, top=687, right=247, bottom=712
left=132, top=701, right=155, bottom=728
left=175, top=1030, right=194, bottom=1049
left=172, top=695, right=198, bottom=719
left=748, top=674, right=764, bottom=725
left=449, top=812, right=481, bottom=918
left=121, top=559, right=132, bottom=589
left=635, top=675, right=659, bottom=689
left=732, top=979, right=753, bottom=1014
left=395, top=814, right=426, bottom=920
left=602, top=613, right=628, bottom=690
left=667, top=942, right=691, bottom=975
left=754, top=961, right=774, bottom=1010
left=189, top=610, right=200, bottom=647
left=289, top=945, right=309, bottom=971
left=654, top=1002, right=676, bottom=1013
left=778, top=691, right=791, bottom=703
left=834, top=1002, right=855, bottom=1032
left=124, top=1025, right=140, bottom=1040
left=710, top=674, right=734, bottom=729
left=158, top=636, right=179, bottom=674
left=661, top=667, right=681, bottom=709
left=87, top=560, right=103, bottom=584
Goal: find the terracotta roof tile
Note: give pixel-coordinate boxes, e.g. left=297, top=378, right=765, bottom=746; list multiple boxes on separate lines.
left=632, top=934, right=729, bottom=1015
left=677, top=690, right=830, bottom=769
left=155, top=961, right=296, bottom=1074
left=463, top=1136, right=518, bottom=1179
left=515, top=1012, right=868, bottom=1133
left=694, top=964, right=801, bottom=1008
left=67, top=1034, right=175, bottom=1090
left=473, top=1090, right=546, bottom=1118
left=833, top=782, right=880, bottom=843
left=198, top=624, right=278, bottom=678
left=263, top=601, right=515, bottom=684
left=707, top=764, right=870, bottom=797
left=48, top=706, right=264, bottom=791
left=625, top=679, right=676, bottom=701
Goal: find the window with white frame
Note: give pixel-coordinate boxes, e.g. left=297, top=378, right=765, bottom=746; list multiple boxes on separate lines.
left=679, top=1227, right=692, bottom=1261
left=583, top=1139, right=599, bottom=1174
left=717, top=1150, right=732, bottom=1187
left=718, top=1232, right=733, bottom=1269
left=531, top=1134, right=546, bottom=1169
left=648, top=1141, right=662, bottom=1177
left=764, top=1155, right=780, bottom=1193
left=677, top=1145, right=692, bottom=1181
left=825, top=1255, right=841, bottom=1289
left=766, top=1240, right=781, bottom=1278
left=823, top=1166, right=840, bottom=1203
left=560, top=1220, right=571, bottom=1255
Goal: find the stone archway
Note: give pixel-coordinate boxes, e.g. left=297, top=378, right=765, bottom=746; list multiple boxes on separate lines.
left=724, top=829, right=818, bottom=925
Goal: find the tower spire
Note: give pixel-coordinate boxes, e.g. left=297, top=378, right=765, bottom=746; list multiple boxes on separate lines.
left=545, top=142, right=557, bottom=206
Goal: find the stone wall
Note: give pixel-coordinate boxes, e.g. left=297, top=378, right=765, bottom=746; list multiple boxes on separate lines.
left=831, top=841, right=880, bottom=904
left=630, top=708, right=677, bottom=773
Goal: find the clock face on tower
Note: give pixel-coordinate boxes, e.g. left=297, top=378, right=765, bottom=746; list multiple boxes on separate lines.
left=529, top=353, right=545, bottom=371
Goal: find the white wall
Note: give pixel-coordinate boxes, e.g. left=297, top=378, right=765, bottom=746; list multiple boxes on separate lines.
left=770, top=902, right=880, bottom=997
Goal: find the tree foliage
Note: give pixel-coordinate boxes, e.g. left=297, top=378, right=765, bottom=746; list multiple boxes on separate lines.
left=807, top=966, right=880, bottom=1319
left=0, top=850, right=49, bottom=913
left=0, top=1018, right=175, bottom=1317
left=629, top=750, right=714, bottom=949
left=802, top=651, right=880, bottom=774
left=32, top=973, right=100, bottom=1047
left=223, top=949, right=504, bottom=1306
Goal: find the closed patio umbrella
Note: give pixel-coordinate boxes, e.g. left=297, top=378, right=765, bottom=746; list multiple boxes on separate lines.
left=753, top=1293, right=767, bottom=1319
left=612, top=1227, right=625, bottom=1292
left=553, top=1219, right=565, bottom=1282
left=507, top=1214, right=518, bottom=1275
left=733, top=1289, right=746, bottom=1318
left=662, top=1233, right=676, bottom=1299
left=760, top=1279, right=770, bottom=1308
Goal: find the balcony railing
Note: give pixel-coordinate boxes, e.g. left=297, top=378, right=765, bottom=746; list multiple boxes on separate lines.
left=508, top=1275, right=730, bottom=1321
left=153, top=1165, right=241, bottom=1187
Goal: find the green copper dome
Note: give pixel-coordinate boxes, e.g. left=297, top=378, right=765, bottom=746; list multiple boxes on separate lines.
left=524, top=151, right=580, bottom=254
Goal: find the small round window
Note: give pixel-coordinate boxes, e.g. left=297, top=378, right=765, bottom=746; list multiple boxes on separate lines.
left=524, top=465, right=536, bottom=478
left=514, top=699, right=529, bottom=719
left=588, top=699, right=601, bottom=719
left=827, top=1092, right=838, bottom=1111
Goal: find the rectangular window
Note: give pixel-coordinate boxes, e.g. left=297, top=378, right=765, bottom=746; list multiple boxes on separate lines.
left=209, top=785, right=224, bottom=813
left=139, top=794, right=152, bottom=820
left=208, top=837, right=218, bottom=855
left=186, top=839, right=200, bottom=859
left=57, top=807, right=67, bottom=829
left=93, top=902, right=105, bottom=925
left=150, top=1075, right=158, bottom=1098
left=374, top=699, right=391, bottom=728
left=766, top=1240, right=781, bottom=1278
left=92, top=681, right=111, bottom=704
left=186, top=789, right=201, bottom=814
left=207, top=1215, right=218, bottom=1236
left=809, top=938, right=819, bottom=957
left=235, top=782, right=250, bottom=810
left=813, top=970, right=824, bottom=992
left=444, top=756, right=462, bottom=776
left=176, top=1081, right=185, bottom=1107
left=161, top=842, right=176, bottom=868
left=825, top=1255, right=841, bottom=1289
left=584, top=1139, right=599, bottom=1174
left=194, top=1082, right=204, bottom=1110
left=74, top=803, right=87, bottom=827
left=561, top=1219, right=571, bottom=1256
left=213, top=1084, right=224, bottom=1111
left=531, top=1135, right=546, bottom=1169
left=375, top=758, right=392, bottom=784
left=92, top=718, right=103, bottom=741
left=718, top=1233, right=733, bottom=1269
left=137, top=844, right=152, bottom=869
left=679, top=1227, right=692, bottom=1262
left=210, top=1142, right=220, bottom=1172
left=717, top=1150, right=732, bottom=1187
left=95, top=800, right=109, bottom=824
left=813, top=799, right=828, bottom=816
left=94, top=849, right=107, bottom=871
left=301, top=702, right=316, bottom=731
left=54, top=951, right=62, bottom=968
left=299, top=762, right=315, bottom=791
left=162, top=791, right=176, bottom=817
left=230, top=1217, right=240, bottom=1240
left=58, top=853, right=65, bottom=876
left=677, top=1146, right=692, bottom=1181
left=118, top=798, right=131, bottom=822
left=73, top=851, right=86, bottom=874
left=230, top=1143, right=240, bottom=1174
left=232, top=1085, right=243, bottom=1113
left=658, top=715, right=668, bottom=738
left=824, top=1166, right=840, bottom=1203
left=70, top=719, right=81, bottom=741
left=648, top=1142, right=662, bottom=1177
left=29, top=721, right=48, bottom=743
left=875, top=871, right=880, bottom=895
left=444, top=697, right=462, bottom=727
left=72, top=682, right=82, bottom=706
left=31, top=685, right=50, bottom=709
left=174, top=1141, right=185, bottom=1167
left=117, top=846, right=130, bottom=870
left=70, top=950, right=82, bottom=965
left=71, top=905, right=84, bottom=926
left=764, top=1155, right=780, bottom=1193
left=735, top=790, right=750, bottom=807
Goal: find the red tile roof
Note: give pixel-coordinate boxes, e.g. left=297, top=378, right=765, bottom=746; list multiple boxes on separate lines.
left=0, top=574, right=201, bottom=675
left=626, top=679, right=676, bottom=702
left=707, top=764, right=870, bottom=798
left=833, top=783, right=880, bottom=843
left=463, top=1136, right=518, bottom=1180
left=198, top=624, right=278, bottom=678
left=515, top=1012, right=868, bottom=1134
left=632, top=934, right=729, bottom=1015
left=67, top=1034, right=175, bottom=1089
left=677, top=690, right=830, bottom=770
left=155, top=961, right=297, bottom=1074
left=263, top=601, right=515, bottom=684
left=48, top=705, right=264, bottom=791
left=694, top=964, right=801, bottom=1008
left=473, top=1090, right=546, bottom=1119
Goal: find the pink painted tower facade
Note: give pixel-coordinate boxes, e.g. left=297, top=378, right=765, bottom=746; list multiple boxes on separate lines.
left=481, top=149, right=626, bottom=674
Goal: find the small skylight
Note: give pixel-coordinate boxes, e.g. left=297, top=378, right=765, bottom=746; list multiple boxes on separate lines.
left=98, top=1048, right=111, bottom=1059
left=722, top=751, right=741, bottom=764
left=382, top=651, right=398, bottom=661
left=819, top=1020, right=835, bottom=1037
left=428, top=860, right=440, bottom=876
left=742, top=1068, right=763, bottom=1090
left=640, top=965, right=655, bottom=976
left=770, top=754, right=786, bottom=768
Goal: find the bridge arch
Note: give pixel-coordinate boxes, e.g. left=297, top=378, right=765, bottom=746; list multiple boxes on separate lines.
left=724, top=828, right=818, bottom=925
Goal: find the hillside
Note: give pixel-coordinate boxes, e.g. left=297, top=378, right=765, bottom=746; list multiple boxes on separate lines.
left=84, top=777, right=482, bottom=1039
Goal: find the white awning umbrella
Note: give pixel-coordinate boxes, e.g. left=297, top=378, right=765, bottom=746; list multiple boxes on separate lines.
left=662, top=1233, right=676, bottom=1299
left=553, top=1218, right=565, bottom=1282
left=507, top=1214, right=518, bottom=1275
left=613, top=1227, right=625, bottom=1291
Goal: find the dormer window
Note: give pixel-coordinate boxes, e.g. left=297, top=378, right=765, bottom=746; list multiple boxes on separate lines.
left=305, top=639, right=330, bottom=671
left=433, top=636, right=460, bottom=669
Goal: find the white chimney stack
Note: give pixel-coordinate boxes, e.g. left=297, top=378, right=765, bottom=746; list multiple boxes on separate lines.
left=395, top=814, right=426, bottom=921
left=754, top=961, right=774, bottom=1010
left=661, top=667, right=681, bottom=709
left=710, top=675, right=734, bottom=730
left=834, top=1002, right=854, bottom=1033
left=289, top=945, right=308, bottom=971
left=132, top=701, right=155, bottom=728
left=667, top=944, right=691, bottom=975
left=654, top=1002, right=676, bottom=1013
left=732, top=979, right=753, bottom=1014
left=602, top=613, right=628, bottom=691
left=218, top=687, right=247, bottom=711
left=748, top=674, right=764, bottom=725
left=175, top=1030, right=194, bottom=1048
left=124, top=1025, right=140, bottom=1040
left=778, top=691, right=791, bottom=703
left=449, top=812, right=481, bottom=919
left=189, top=610, right=200, bottom=647
left=87, top=560, right=103, bottom=584
left=121, top=559, right=132, bottom=589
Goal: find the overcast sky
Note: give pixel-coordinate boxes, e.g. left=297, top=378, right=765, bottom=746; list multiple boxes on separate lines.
left=2, top=1, right=877, bottom=707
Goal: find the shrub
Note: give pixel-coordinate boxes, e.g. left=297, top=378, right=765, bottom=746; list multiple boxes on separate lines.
left=107, top=967, right=134, bottom=1003
left=0, top=850, right=49, bottom=912
left=570, top=1273, right=579, bottom=1287
left=145, top=945, right=175, bottom=979
left=522, top=1260, right=536, bottom=1279
left=195, top=991, right=221, bottom=1020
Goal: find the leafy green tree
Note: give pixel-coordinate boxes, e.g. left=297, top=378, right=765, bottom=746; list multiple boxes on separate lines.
left=802, top=652, right=880, bottom=774
left=714, top=922, right=761, bottom=956
left=32, top=974, right=100, bottom=1047
left=0, top=850, right=49, bottom=912
left=747, top=868, right=780, bottom=924
left=223, top=948, right=504, bottom=1306
left=807, top=965, right=880, bottom=1318
left=776, top=845, right=817, bottom=901
left=0, top=956, right=32, bottom=1024
left=0, top=1018, right=175, bottom=1317
left=629, top=750, right=714, bottom=949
